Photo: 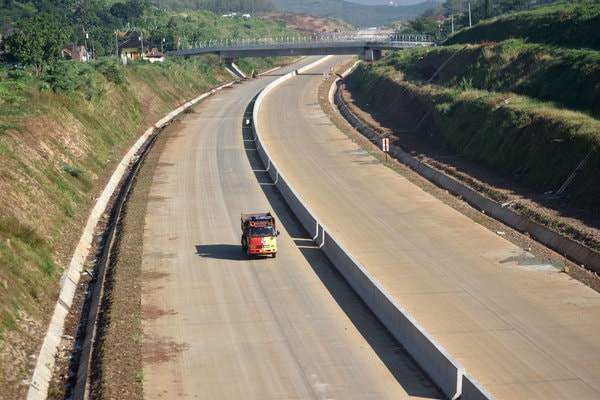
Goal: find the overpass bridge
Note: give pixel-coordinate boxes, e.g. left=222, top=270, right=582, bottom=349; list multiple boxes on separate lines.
left=165, top=33, right=434, bottom=61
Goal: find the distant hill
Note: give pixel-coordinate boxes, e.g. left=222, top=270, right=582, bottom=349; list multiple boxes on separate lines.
left=151, top=0, right=276, bottom=13
left=347, top=0, right=431, bottom=5
left=269, top=0, right=438, bottom=27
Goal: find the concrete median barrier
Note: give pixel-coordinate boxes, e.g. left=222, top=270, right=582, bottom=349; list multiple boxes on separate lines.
left=320, top=229, right=464, bottom=399
left=252, top=57, right=487, bottom=400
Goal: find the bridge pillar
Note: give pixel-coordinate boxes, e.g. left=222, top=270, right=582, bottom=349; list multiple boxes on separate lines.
left=359, top=49, right=383, bottom=61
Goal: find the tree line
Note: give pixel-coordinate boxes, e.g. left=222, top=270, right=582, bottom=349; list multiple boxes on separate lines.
left=409, top=0, right=539, bottom=40
left=0, top=0, right=277, bottom=73
left=0, top=0, right=541, bottom=75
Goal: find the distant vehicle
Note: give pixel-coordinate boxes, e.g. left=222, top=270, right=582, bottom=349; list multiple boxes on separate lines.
left=241, top=213, right=279, bottom=258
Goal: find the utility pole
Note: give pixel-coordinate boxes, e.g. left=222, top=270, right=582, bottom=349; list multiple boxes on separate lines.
left=468, top=3, right=472, bottom=27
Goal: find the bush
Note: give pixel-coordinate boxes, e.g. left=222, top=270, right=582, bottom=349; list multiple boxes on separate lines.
left=43, top=60, right=92, bottom=93
left=94, top=59, right=127, bottom=85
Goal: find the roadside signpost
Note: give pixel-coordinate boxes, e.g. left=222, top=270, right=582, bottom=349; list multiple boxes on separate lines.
left=382, top=137, right=389, bottom=162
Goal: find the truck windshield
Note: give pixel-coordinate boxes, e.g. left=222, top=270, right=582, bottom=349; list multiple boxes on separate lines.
left=249, top=226, right=274, bottom=236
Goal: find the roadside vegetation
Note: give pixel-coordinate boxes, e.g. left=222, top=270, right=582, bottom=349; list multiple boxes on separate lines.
left=344, top=0, right=600, bottom=249
left=0, top=54, right=225, bottom=400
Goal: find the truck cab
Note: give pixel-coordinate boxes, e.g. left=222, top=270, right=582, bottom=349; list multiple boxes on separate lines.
left=241, top=213, right=279, bottom=258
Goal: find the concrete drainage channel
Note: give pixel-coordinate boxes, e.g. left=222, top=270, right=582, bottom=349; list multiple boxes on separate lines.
left=26, top=81, right=236, bottom=400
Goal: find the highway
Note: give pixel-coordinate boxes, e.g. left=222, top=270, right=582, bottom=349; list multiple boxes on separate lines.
left=141, top=56, right=442, bottom=399
left=256, top=56, right=600, bottom=399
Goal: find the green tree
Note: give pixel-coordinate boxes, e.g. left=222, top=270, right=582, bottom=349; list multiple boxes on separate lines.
left=409, top=16, right=440, bottom=37
left=110, top=0, right=148, bottom=22
left=69, top=0, right=100, bottom=28
left=444, top=0, right=468, bottom=15
left=484, top=0, right=492, bottom=18
left=6, top=13, right=69, bottom=74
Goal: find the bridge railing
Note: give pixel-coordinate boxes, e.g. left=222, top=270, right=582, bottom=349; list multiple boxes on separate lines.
left=176, top=33, right=433, bottom=51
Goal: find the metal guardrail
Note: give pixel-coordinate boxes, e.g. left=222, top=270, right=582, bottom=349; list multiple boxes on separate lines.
left=168, top=33, right=433, bottom=53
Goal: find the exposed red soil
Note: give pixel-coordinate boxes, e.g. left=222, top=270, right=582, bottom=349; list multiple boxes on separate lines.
left=261, top=13, right=352, bottom=36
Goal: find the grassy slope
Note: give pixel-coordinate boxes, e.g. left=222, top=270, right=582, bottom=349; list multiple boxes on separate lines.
left=0, top=54, right=294, bottom=400
left=0, top=55, right=227, bottom=398
left=344, top=0, right=600, bottom=214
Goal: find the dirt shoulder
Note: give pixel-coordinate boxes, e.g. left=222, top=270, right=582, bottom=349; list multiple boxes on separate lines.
left=46, top=124, right=174, bottom=399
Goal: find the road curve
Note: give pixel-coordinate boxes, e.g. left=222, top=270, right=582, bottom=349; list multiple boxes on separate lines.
left=141, top=57, right=442, bottom=400
left=257, top=56, right=600, bottom=399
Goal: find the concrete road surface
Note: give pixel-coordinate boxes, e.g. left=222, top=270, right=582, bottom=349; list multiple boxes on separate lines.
left=256, top=56, right=600, bottom=399
left=141, top=57, right=443, bottom=399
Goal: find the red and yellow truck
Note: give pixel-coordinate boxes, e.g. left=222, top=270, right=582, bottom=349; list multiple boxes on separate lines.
left=241, top=213, right=279, bottom=258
